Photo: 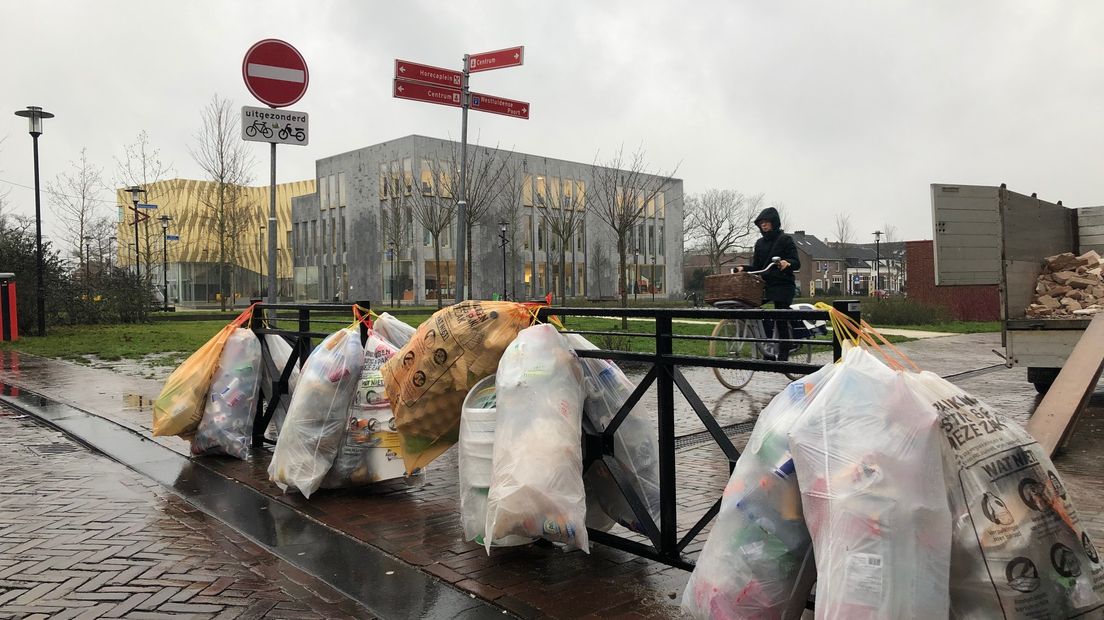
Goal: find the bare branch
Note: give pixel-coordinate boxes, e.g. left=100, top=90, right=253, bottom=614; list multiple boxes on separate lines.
left=834, top=213, right=854, bottom=249
left=47, top=147, right=106, bottom=265
left=684, top=188, right=758, bottom=273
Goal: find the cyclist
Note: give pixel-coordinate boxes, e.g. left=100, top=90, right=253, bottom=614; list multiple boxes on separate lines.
left=733, top=207, right=801, bottom=360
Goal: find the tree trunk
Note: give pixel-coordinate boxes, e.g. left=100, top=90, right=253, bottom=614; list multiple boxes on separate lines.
left=433, top=234, right=443, bottom=309
left=617, top=235, right=628, bottom=329
left=559, top=245, right=567, bottom=306
left=466, top=224, right=473, bottom=300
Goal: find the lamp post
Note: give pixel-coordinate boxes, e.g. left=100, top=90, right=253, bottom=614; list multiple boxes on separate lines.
left=387, top=241, right=395, bottom=308
left=13, top=106, right=53, bottom=336
left=498, top=221, right=509, bottom=301
left=872, top=230, right=883, bottom=296
left=258, top=225, right=265, bottom=297
left=633, top=243, right=639, bottom=303
left=125, top=186, right=146, bottom=281
left=158, top=215, right=172, bottom=311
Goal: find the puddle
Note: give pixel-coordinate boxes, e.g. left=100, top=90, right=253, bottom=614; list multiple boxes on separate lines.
left=80, top=352, right=182, bottom=382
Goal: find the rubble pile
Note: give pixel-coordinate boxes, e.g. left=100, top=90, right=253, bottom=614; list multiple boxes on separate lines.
left=1025, top=250, right=1104, bottom=317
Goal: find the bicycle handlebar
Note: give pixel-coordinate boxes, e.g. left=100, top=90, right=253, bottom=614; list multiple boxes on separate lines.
left=741, top=256, right=782, bottom=275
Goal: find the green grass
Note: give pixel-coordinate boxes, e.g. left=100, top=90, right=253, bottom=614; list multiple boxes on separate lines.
left=896, top=321, right=1001, bottom=334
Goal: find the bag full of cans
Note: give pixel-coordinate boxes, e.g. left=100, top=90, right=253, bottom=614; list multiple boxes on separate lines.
left=681, top=364, right=836, bottom=620
left=269, top=327, right=364, bottom=498
left=191, top=328, right=263, bottom=460
left=484, top=324, right=589, bottom=553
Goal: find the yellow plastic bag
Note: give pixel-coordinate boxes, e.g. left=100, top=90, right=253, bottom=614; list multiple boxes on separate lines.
left=381, top=301, right=534, bottom=473
left=152, top=306, right=254, bottom=437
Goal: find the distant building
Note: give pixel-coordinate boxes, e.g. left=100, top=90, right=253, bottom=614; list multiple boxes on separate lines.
left=115, top=178, right=315, bottom=306
left=790, top=231, right=845, bottom=296
left=905, top=240, right=998, bottom=320
left=291, top=135, right=684, bottom=304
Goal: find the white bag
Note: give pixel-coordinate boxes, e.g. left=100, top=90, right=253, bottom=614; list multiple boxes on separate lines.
left=322, top=331, right=410, bottom=488
left=374, top=312, right=416, bottom=348
left=682, top=364, right=836, bottom=620
left=268, top=328, right=364, bottom=498
left=788, top=348, right=952, bottom=619
left=261, top=334, right=301, bottom=441
left=904, top=371, right=1104, bottom=619
left=564, top=333, right=661, bottom=534
left=192, top=328, right=262, bottom=460
left=485, top=324, right=589, bottom=553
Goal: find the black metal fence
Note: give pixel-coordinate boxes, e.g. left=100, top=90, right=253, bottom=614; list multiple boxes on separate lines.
left=243, top=298, right=860, bottom=571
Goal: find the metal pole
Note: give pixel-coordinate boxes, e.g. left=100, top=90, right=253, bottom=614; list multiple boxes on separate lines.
left=162, top=228, right=169, bottom=311
left=875, top=237, right=881, bottom=294
left=501, top=232, right=507, bottom=300
left=268, top=142, right=278, bottom=305
left=133, top=205, right=140, bottom=283
left=31, top=135, right=46, bottom=336
left=455, top=54, right=470, bottom=303
left=655, top=316, right=677, bottom=560
left=390, top=250, right=396, bottom=308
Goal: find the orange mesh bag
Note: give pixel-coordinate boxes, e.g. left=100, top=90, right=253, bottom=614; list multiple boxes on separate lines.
left=381, top=301, right=533, bottom=473
left=153, top=306, right=254, bottom=437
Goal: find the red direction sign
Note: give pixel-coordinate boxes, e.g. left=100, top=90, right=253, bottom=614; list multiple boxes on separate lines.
left=393, top=79, right=462, bottom=108
left=395, top=59, right=462, bottom=88
left=468, top=46, right=524, bottom=73
left=242, top=39, right=309, bottom=108
left=469, top=92, right=530, bottom=120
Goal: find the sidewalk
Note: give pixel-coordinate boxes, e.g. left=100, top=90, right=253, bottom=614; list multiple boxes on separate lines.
left=0, top=338, right=1101, bottom=618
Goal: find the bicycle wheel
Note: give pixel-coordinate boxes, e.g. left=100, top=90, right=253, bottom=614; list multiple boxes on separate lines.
left=783, top=337, right=814, bottom=381
left=245, top=125, right=257, bottom=137
left=711, top=319, right=759, bottom=391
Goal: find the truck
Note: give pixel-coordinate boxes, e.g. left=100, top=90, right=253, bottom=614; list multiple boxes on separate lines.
left=931, top=183, right=1104, bottom=393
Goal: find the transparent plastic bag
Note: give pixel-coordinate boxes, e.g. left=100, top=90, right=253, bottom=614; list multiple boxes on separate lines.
left=322, top=331, right=415, bottom=488
left=904, top=371, right=1104, bottom=619
left=485, top=324, right=589, bottom=553
left=374, top=312, right=416, bottom=348
left=261, top=334, right=301, bottom=442
left=563, top=333, right=660, bottom=534
left=682, top=364, right=837, bottom=620
left=788, top=348, right=951, bottom=619
left=191, top=328, right=262, bottom=460
left=268, top=327, right=364, bottom=498
left=381, top=301, right=532, bottom=473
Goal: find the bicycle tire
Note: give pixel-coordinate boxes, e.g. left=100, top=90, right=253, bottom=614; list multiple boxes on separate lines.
left=783, top=341, right=814, bottom=381
left=278, top=129, right=289, bottom=140
left=245, top=125, right=257, bottom=137
left=261, top=127, right=273, bottom=138
left=710, top=319, right=758, bottom=391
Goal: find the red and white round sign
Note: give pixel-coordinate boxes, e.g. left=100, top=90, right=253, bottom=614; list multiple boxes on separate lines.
left=242, top=39, right=309, bottom=108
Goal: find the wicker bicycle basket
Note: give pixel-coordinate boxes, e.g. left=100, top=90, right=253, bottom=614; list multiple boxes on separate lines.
left=704, top=272, right=765, bottom=306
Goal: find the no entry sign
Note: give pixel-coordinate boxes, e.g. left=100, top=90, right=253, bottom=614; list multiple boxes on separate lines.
left=242, top=39, right=309, bottom=108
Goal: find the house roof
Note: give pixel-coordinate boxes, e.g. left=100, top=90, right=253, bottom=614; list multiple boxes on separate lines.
left=789, top=232, right=839, bottom=260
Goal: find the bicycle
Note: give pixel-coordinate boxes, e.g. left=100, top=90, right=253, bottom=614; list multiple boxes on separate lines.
left=245, top=120, right=273, bottom=139
left=709, top=258, right=828, bottom=391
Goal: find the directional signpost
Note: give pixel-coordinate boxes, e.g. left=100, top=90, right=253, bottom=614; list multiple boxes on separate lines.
left=392, top=45, right=528, bottom=302
left=242, top=39, right=310, bottom=305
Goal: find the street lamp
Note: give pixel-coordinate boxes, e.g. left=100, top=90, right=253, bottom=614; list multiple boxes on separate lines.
left=387, top=241, right=395, bottom=308
left=872, top=230, right=883, bottom=296
left=126, top=185, right=146, bottom=281
left=498, top=221, right=509, bottom=301
left=633, top=242, right=640, bottom=303
left=13, top=106, right=53, bottom=336
left=158, top=215, right=172, bottom=311
left=258, top=225, right=265, bottom=296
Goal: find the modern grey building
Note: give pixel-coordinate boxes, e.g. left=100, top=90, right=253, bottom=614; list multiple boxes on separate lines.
left=291, top=135, right=684, bottom=304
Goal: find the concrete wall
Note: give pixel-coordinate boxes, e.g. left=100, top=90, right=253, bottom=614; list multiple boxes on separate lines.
left=906, top=240, right=999, bottom=321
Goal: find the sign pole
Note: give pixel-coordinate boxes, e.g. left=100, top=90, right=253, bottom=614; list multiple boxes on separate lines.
left=268, top=141, right=277, bottom=305
left=455, top=54, right=470, bottom=303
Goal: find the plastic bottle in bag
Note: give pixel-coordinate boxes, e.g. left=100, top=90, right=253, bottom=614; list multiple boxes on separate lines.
left=268, top=328, right=365, bottom=498
left=682, top=364, right=835, bottom=620
left=192, top=328, right=263, bottom=460
left=484, top=324, right=589, bottom=553
left=788, top=348, right=952, bottom=619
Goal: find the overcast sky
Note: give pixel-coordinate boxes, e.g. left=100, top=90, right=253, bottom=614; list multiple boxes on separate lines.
left=2, top=1, right=1102, bottom=247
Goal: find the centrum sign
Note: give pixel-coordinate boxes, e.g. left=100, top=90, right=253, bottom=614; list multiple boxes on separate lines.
left=240, top=105, right=309, bottom=146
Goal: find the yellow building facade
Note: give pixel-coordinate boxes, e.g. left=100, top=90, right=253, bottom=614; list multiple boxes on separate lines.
left=116, top=178, right=315, bottom=305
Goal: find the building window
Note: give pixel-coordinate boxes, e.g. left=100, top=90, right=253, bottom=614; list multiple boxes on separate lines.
left=537, top=224, right=544, bottom=251
left=292, top=223, right=299, bottom=258
left=523, top=214, right=531, bottom=250
left=339, top=209, right=346, bottom=253
left=420, top=160, right=435, bottom=195
left=657, top=193, right=665, bottom=219
left=310, top=220, right=317, bottom=256
left=648, top=224, right=655, bottom=256
left=379, top=163, right=388, bottom=199
left=321, top=219, right=328, bottom=256
left=403, top=159, right=413, bottom=195
left=659, top=223, right=665, bottom=256
left=319, top=176, right=329, bottom=209
left=286, top=230, right=292, bottom=253
left=329, top=174, right=338, bottom=209
left=338, top=172, right=347, bottom=207
left=576, top=180, right=585, bottom=210
left=522, top=174, right=533, bottom=206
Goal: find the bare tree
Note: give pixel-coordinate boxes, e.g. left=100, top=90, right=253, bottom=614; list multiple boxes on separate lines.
left=769, top=200, right=789, bottom=230
left=684, top=189, right=759, bottom=274
left=493, top=155, right=527, bottom=300
left=834, top=213, right=854, bottom=251
left=538, top=169, right=587, bottom=304
left=116, top=130, right=174, bottom=287
left=381, top=193, right=413, bottom=305
left=453, top=142, right=512, bottom=298
left=407, top=157, right=457, bottom=308
left=189, top=95, right=255, bottom=310
left=588, top=146, right=678, bottom=322
left=47, top=148, right=106, bottom=269
left=591, top=236, right=612, bottom=300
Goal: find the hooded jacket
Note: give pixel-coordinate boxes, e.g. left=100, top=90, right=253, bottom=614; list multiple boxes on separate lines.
left=745, top=207, right=800, bottom=296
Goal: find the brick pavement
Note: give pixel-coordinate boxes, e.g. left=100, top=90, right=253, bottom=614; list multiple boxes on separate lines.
left=0, top=408, right=373, bottom=620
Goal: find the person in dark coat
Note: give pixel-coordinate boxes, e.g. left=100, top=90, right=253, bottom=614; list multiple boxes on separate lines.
left=734, top=207, right=801, bottom=359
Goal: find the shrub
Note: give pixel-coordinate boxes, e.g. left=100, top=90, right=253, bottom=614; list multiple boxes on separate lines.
left=858, top=297, right=951, bottom=326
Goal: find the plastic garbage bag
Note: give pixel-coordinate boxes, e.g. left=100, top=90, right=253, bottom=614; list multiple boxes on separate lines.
left=485, top=324, right=589, bottom=553
left=374, top=312, right=416, bottom=348
left=381, top=300, right=533, bottom=473
left=788, top=348, right=952, bottom=619
left=269, top=327, right=364, bottom=498
left=261, top=334, right=301, bottom=442
left=904, top=371, right=1104, bottom=619
left=563, top=333, right=660, bottom=534
left=322, top=330, right=414, bottom=488
left=458, top=376, right=534, bottom=547
left=153, top=306, right=254, bottom=436
left=191, top=328, right=262, bottom=459
left=682, top=364, right=837, bottom=620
